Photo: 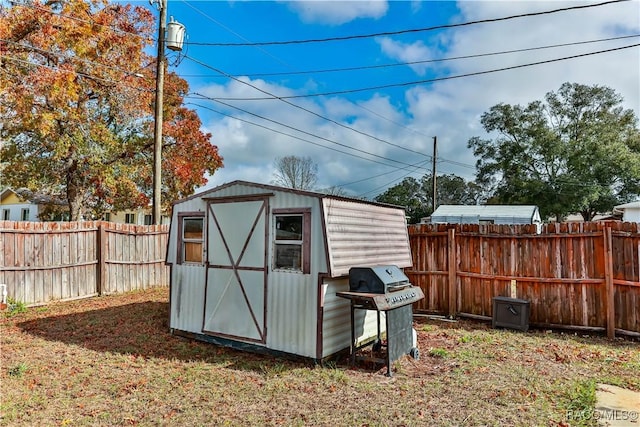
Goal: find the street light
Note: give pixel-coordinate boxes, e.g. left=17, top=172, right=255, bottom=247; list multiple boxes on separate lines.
left=150, top=0, right=185, bottom=225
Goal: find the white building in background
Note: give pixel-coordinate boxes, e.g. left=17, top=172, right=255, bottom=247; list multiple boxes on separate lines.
left=1, top=187, right=169, bottom=224
left=0, top=188, right=66, bottom=221
left=429, top=204, right=542, bottom=230
left=613, top=201, right=640, bottom=222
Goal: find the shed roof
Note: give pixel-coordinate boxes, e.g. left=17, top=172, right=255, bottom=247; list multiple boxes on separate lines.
left=431, top=204, right=540, bottom=222
left=172, top=181, right=413, bottom=277
left=174, top=180, right=403, bottom=210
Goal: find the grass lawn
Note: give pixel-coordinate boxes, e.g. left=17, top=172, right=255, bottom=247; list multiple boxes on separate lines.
left=1, top=287, right=638, bottom=426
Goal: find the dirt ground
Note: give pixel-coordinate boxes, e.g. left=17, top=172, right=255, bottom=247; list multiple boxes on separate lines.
left=1, top=287, right=638, bottom=426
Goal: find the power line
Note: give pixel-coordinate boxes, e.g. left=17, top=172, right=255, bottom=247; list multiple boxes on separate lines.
left=177, top=0, right=290, bottom=69
left=6, top=0, right=152, bottom=42
left=188, top=93, right=430, bottom=171
left=357, top=166, right=428, bottom=199
left=187, top=101, right=442, bottom=189
left=184, top=54, right=434, bottom=161
left=225, top=34, right=640, bottom=78
left=0, top=53, right=151, bottom=90
left=188, top=100, right=458, bottom=197
left=186, top=0, right=628, bottom=46
left=210, top=43, right=640, bottom=100
left=0, top=38, right=154, bottom=80
left=192, top=98, right=442, bottom=196
left=339, top=159, right=431, bottom=189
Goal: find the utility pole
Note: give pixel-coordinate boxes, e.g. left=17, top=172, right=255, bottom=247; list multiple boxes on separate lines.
left=432, top=136, right=437, bottom=212
left=152, top=0, right=167, bottom=225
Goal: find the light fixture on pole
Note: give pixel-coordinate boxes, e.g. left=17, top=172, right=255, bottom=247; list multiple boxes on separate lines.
left=150, top=1, right=185, bottom=225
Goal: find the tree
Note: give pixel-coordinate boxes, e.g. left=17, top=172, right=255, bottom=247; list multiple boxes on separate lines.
left=272, top=155, right=318, bottom=190
left=421, top=174, right=484, bottom=207
left=374, top=174, right=481, bottom=223
left=0, top=0, right=222, bottom=220
left=374, top=177, right=426, bottom=223
left=317, top=185, right=348, bottom=196
left=468, top=83, right=640, bottom=221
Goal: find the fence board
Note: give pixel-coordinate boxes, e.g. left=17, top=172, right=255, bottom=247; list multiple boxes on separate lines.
left=407, top=222, right=640, bottom=337
left=0, top=221, right=169, bottom=306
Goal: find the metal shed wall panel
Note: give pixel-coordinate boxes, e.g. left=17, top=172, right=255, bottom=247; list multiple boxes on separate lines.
left=260, top=190, right=327, bottom=358
left=170, top=265, right=206, bottom=333
left=321, top=277, right=385, bottom=358
left=265, top=271, right=319, bottom=357
left=323, top=198, right=412, bottom=277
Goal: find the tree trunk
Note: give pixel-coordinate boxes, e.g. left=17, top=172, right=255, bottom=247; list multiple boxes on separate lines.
left=66, top=160, right=83, bottom=221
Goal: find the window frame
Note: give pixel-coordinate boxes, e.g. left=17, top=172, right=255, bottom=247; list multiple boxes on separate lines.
left=177, top=212, right=205, bottom=265
left=20, top=208, right=29, bottom=221
left=272, top=208, right=311, bottom=274
left=125, top=213, right=136, bottom=224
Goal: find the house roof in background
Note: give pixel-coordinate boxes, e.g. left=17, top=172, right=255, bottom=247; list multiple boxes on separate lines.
left=0, top=188, right=66, bottom=206
left=432, top=205, right=540, bottom=220
left=613, top=201, right=640, bottom=212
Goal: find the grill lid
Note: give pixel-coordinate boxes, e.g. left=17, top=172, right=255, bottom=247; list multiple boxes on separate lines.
left=349, top=265, right=410, bottom=293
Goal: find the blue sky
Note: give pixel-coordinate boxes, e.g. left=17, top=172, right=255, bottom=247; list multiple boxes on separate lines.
left=145, top=0, right=639, bottom=198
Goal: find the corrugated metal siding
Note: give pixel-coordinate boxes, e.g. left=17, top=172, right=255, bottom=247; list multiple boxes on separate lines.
left=168, top=181, right=414, bottom=359
left=323, top=198, right=412, bottom=277
left=168, top=182, right=329, bottom=358
left=431, top=205, right=539, bottom=224
left=321, top=277, right=385, bottom=358
left=265, top=271, right=318, bottom=357
left=261, top=189, right=327, bottom=358
left=170, top=265, right=206, bottom=333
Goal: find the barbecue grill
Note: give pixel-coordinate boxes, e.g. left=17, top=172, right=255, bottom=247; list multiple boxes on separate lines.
left=337, top=265, right=424, bottom=376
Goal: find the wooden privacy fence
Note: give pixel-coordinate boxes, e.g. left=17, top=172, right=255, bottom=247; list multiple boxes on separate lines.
left=0, top=221, right=169, bottom=306
left=407, top=222, right=640, bottom=338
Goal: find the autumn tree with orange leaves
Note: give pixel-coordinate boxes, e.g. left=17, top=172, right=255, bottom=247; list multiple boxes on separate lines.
left=0, top=0, right=222, bottom=221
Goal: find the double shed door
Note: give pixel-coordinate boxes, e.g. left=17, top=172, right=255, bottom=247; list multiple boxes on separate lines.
left=203, top=196, right=269, bottom=343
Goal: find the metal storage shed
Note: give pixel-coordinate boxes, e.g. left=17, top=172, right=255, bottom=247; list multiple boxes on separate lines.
left=430, top=204, right=541, bottom=230
left=165, top=181, right=413, bottom=362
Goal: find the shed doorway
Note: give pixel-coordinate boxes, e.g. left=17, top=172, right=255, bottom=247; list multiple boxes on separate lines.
left=203, top=196, right=269, bottom=344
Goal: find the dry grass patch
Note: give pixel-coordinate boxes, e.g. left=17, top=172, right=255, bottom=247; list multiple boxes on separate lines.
left=1, top=287, right=638, bottom=426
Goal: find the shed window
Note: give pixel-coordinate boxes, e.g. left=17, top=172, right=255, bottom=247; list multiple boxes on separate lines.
left=125, top=213, right=136, bottom=224
left=273, top=209, right=310, bottom=273
left=181, top=217, right=204, bottom=264
left=21, top=208, right=29, bottom=221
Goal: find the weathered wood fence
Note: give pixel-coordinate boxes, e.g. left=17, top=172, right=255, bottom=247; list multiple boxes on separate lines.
left=407, top=222, right=640, bottom=338
left=0, top=221, right=169, bottom=306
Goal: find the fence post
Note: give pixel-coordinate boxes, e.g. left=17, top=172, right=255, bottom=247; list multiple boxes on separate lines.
left=448, top=227, right=457, bottom=318
left=96, top=221, right=107, bottom=296
left=603, top=226, right=615, bottom=339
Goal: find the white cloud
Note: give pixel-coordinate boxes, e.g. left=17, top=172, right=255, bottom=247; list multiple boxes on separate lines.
left=283, top=0, right=388, bottom=25
left=196, top=0, right=639, bottom=197
left=377, top=37, right=439, bottom=76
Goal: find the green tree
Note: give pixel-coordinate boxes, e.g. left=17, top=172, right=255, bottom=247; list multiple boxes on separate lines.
left=421, top=173, right=484, bottom=207
left=374, top=177, right=426, bottom=223
left=0, top=0, right=222, bottom=221
left=468, top=83, right=640, bottom=221
left=375, top=174, right=481, bottom=223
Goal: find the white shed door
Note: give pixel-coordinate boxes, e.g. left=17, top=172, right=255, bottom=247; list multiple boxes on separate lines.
left=203, top=197, right=268, bottom=343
